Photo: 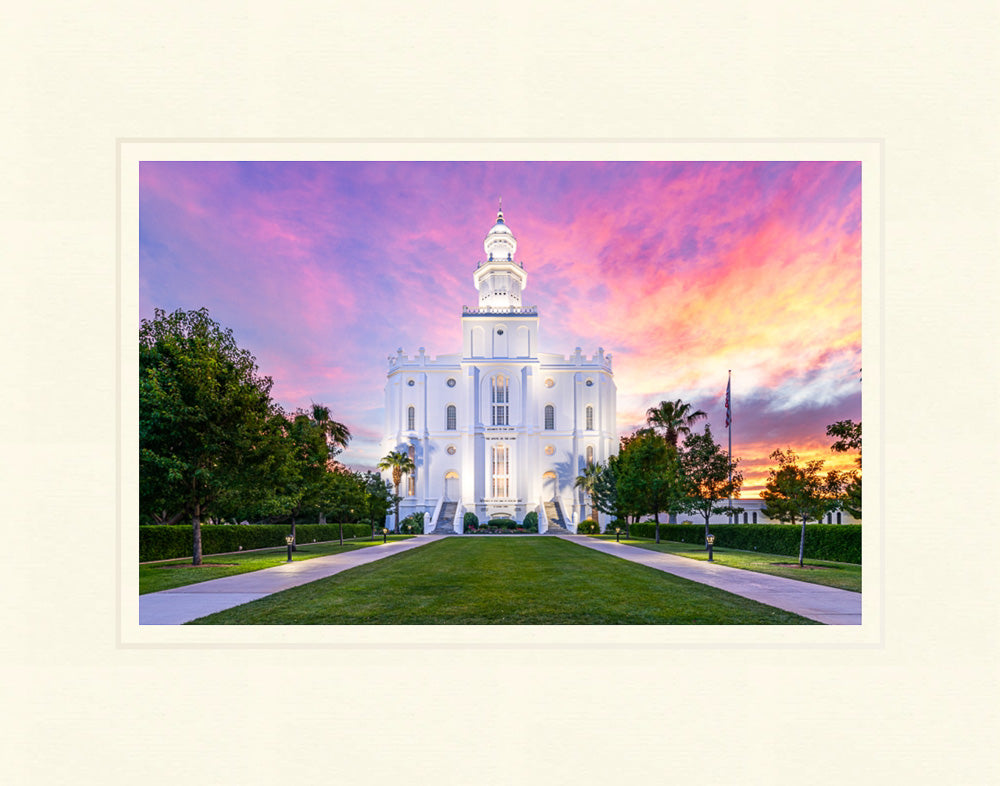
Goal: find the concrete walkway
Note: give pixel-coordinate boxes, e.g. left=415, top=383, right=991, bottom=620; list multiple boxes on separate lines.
left=564, top=536, right=861, bottom=624
left=140, top=535, right=444, bottom=625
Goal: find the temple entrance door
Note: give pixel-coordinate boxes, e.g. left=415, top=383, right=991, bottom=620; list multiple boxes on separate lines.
left=542, top=471, right=557, bottom=501
left=444, top=472, right=459, bottom=501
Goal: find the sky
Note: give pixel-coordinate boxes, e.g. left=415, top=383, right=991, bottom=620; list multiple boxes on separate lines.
left=139, top=160, right=862, bottom=496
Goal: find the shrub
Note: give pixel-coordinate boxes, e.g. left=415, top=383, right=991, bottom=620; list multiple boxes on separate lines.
left=522, top=511, right=538, bottom=532
left=624, top=523, right=861, bottom=564
left=139, top=523, right=372, bottom=562
left=487, top=518, right=517, bottom=529
left=577, top=518, right=600, bottom=535
left=400, top=512, right=425, bottom=534
left=464, top=512, right=479, bottom=529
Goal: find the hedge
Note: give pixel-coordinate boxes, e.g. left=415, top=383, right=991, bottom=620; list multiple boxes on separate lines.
left=625, top=523, right=861, bottom=564
left=140, top=523, right=374, bottom=562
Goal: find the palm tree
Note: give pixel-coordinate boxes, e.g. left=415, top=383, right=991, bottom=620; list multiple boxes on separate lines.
left=645, top=398, right=708, bottom=449
left=646, top=398, right=707, bottom=523
left=310, top=403, right=352, bottom=460
left=378, top=450, right=415, bottom=533
left=574, top=462, right=602, bottom=524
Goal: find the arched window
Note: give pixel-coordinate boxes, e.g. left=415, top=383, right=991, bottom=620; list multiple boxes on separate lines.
left=407, top=406, right=415, bottom=431
left=446, top=405, right=457, bottom=430
left=586, top=405, right=594, bottom=431
left=491, top=375, right=509, bottom=426
left=752, top=512, right=757, bottom=524
left=586, top=446, right=594, bottom=465
left=491, top=443, right=510, bottom=498
left=544, top=404, right=555, bottom=430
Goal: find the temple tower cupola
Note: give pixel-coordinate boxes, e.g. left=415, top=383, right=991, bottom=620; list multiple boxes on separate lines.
left=484, top=200, right=518, bottom=261
left=474, top=200, right=527, bottom=311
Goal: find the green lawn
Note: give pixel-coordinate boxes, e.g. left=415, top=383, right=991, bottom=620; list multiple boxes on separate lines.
left=140, top=537, right=414, bottom=594
left=187, top=537, right=818, bottom=625
left=591, top=535, right=862, bottom=592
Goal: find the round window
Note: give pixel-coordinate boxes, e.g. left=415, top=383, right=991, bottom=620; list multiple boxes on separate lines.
left=585, top=379, right=594, bottom=387
left=407, top=379, right=415, bottom=387
left=544, top=445, right=555, bottom=455
left=544, top=378, right=555, bottom=388
left=447, top=378, right=456, bottom=387
left=447, top=445, right=456, bottom=455
left=497, top=328, right=504, bottom=335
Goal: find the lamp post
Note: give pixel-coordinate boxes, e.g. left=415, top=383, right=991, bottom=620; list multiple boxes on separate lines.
left=285, top=534, right=294, bottom=562
left=383, top=527, right=388, bottom=544
left=615, top=527, right=621, bottom=543
left=706, top=534, right=715, bottom=562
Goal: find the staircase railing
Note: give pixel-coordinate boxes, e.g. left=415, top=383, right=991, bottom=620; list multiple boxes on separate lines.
left=539, top=500, right=550, bottom=534
left=427, top=497, right=443, bottom=534
left=455, top=503, right=465, bottom=535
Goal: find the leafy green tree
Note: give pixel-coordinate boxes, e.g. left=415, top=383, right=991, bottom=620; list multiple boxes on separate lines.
left=827, top=419, right=862, bottom=519
left=616, top=429, right=686, bottom=543
left=140, top=307, right=285, bottom=564
left=680, top=424, right=744, bottom=544
left=377, top=450, right=415, bottom=532
left=573, top=462, right=602, bottom=523
left=646, top=398, right=707, bottom=522
left=761, top=448, right=844, bottom=567
left=590, top=456, right=629, bottom=537
left=358, top=471, right=393, bottom=539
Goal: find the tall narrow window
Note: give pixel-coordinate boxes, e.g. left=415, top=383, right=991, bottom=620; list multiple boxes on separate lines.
left=586, top=405, right=594, bottom=430
left=491, top=443, right=509, bottom=498
left=544, top=404, right=554, bottom=430
left=752, top=512, right=757, bottom=524
left=586, top=446, right=594, bottom=465
left=744, top=512, right=749, bottom=524
left=407, top=406, right=415, bottom=431
left=837, top=512, right=842, bottom=524
left=446, top=405, right=457, bottom=430
left=407, top=444, right=416, bottom=496
left=491, top=375, right=509, bottom=426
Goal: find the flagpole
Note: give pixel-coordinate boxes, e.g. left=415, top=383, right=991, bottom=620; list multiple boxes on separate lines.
left=727, top=370, right=732, bottom=523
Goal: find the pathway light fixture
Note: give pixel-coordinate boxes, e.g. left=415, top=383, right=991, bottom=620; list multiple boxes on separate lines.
left=706, top=533, right=715, bottom=562
left=285, top=534, right=294, bottom=562
left=615, top=527, right=621, bottom=543
left=383, top=527, right=388, bottom=544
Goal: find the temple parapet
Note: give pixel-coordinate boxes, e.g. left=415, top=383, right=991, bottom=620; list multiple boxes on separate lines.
left=537, top=347, right=613, bottom=370
left=462, top=305, right=538, bottom=316
left=387, top=347, right=462, bottom=370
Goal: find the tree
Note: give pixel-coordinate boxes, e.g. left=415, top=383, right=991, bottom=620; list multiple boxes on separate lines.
left=377, top=450, right=415, bottom=532
left=590, top=456, right=629, bottom=536
left=573, top=462, right=602, bottom=523
left=645, top=398, right=707, bottom=522
left=680, top=424, right=744, bottom=544
left=359, top=471, right=393, bottom=539
left=646, top=398, right=708, bottom=449
left=761, top=449, right=844, bottom=567
left=309, top=402, right=352, bottom=467
left=827, top=419, right=862, bottom=520
left=140, top=307, right=284, bottom=565
left=616, top=430, right=687, bottom=543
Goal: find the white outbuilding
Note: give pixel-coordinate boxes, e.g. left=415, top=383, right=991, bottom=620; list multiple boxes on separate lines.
left=382, top=205, right=617, bottom=533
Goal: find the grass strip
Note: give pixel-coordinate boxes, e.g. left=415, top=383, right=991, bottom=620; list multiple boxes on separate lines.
left=140, top=537, right=414, bottom=594
left=188, top=537, right=818, bottom=625
left=591, top=536, right=862, bottom=593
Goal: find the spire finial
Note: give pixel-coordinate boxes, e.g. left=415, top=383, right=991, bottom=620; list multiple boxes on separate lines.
left=497, top=196, right=503, bottom=222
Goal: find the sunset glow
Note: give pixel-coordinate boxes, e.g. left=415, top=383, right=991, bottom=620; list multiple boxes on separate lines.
left=139, top=161, right=862, bottom=496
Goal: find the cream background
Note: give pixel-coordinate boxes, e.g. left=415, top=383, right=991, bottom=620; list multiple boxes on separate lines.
left=2, top=2, right=997, bottom=784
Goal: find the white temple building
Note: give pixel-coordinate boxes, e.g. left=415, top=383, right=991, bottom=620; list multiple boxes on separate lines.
left=382, top=205, right=617, bottom=533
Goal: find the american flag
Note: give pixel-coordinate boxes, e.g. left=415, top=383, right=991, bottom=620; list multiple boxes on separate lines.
left=724, top=377, right=731, bottom=428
